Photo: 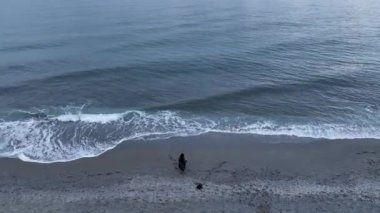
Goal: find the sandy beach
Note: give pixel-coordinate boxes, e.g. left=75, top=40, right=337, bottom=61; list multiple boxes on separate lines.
left=0, top=133, right=379, bottom=212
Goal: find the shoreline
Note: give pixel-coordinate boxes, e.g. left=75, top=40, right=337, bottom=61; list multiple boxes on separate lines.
left=0, top=133, right=379, bottom=212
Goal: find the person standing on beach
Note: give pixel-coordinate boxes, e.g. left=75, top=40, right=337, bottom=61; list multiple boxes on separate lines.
left=178, top=153, right=187, bottom=172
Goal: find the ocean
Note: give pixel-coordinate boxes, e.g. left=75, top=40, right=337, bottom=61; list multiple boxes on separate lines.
left=1, top=0, right=380, bottom=162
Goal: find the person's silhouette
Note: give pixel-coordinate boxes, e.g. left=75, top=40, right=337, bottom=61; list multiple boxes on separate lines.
left=178, top=153, right=187, bottom=172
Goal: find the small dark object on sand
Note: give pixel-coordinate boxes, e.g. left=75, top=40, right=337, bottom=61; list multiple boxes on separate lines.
left=196, top=183, right=203, bottom=190
left=178, top=153, right=187, bottom=172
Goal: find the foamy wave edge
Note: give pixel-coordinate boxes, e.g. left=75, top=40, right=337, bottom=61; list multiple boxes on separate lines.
left=1, top=110, right=380, bottom=163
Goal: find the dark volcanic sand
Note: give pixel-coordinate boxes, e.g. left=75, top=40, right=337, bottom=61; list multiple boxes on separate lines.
left=0, top=133, right=379, bottom=212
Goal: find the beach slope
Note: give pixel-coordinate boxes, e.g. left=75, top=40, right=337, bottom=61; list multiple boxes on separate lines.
left=0, top=133, right=379, bottom=212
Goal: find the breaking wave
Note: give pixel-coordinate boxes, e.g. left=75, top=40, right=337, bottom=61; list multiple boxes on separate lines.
left=1, top=110, right=380, bottom=163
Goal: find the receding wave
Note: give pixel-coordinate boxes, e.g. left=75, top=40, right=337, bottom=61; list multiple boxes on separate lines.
left=1, top=110, right=380, bottom=163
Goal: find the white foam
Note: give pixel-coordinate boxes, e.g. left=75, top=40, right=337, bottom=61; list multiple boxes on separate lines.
left=215, top=122, right=380, bottom=139
left=1, top=110, right=380, bottom=163
left=55, top=113, right=124, bottom=124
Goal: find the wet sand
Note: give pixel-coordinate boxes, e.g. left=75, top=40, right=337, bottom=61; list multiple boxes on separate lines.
left=0, top=133, right=379, bottom=212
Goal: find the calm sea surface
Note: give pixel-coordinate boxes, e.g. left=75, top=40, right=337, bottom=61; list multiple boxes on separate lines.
left=1, top=0, right=380, bottom=162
